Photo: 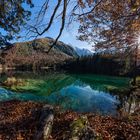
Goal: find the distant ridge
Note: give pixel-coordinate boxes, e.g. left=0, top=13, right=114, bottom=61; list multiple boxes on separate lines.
left=74, top=47, right=93, bottom=56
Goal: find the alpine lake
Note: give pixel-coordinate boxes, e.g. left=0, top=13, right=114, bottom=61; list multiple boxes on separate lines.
left=0, top=71, right=139, bottom=116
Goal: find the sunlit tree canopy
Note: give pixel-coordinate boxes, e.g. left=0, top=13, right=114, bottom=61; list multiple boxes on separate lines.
left=0, top=0, right=140, bottom=53
left=76, top=0, right=140, bottom=52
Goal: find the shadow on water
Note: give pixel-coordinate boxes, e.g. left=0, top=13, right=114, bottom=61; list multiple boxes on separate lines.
left=0, top=70, right=139, bottom=115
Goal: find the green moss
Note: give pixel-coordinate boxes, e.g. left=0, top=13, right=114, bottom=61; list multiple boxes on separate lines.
left=136, top=76, right=140, bottom=84
left=70, top=116, right=88, bottom=136
left=106, top=85, right=130, bottom=94
left=96, top=135, right=103, bottom=140
left=71, top=116, right=87, bottom=128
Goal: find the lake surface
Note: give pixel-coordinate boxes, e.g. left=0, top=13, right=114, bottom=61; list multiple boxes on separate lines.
left=0, top=71, right=137, bottom=115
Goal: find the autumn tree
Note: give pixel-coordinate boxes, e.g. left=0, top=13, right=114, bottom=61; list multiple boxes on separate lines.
left=0, top=0, right=33, bottom=46
left=76, top=0, right=140, bottom=52
left=74, top=0, right=140, bottom=83
left=1, top=0, right=140, bottom=54
left=26, top=0, right=140, bottom=54
left=26, top=0, right=106, bottom=52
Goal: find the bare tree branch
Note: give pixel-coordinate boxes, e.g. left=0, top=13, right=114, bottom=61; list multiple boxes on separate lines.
left=75, top=0, right=103, bottom=17
left=47, top=0, right=68, bottom=53
left=35, top=0, right=50, bottom=25
left=36, top=0, right=62, bottom=36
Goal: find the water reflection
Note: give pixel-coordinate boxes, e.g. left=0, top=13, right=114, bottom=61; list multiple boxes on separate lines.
left=0, top=71, right=138, bottom=115
left=47, top=84, right=119, bottom=114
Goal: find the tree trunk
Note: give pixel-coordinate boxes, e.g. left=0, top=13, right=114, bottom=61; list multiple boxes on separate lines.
left=133, top=45, right=138, bottom=85
left=34, top=105, right=54, bottom=140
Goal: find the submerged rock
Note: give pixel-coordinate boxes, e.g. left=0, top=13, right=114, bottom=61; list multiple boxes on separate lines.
left=2, top=77, right=25, bottom=87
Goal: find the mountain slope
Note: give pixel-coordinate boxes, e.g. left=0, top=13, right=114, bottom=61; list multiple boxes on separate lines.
left=0, top=38, right=78, bottom=69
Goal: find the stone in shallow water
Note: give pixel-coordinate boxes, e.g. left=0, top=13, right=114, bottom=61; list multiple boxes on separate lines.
left=2, top=77, right=25, bottom=87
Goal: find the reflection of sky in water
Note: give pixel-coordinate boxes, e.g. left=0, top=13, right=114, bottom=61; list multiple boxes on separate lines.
left=48, top=85, right=119, bottom=115
left=0, top=82, right=120, bottom=115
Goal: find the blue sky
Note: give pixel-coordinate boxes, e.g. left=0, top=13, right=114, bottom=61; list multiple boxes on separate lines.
left=19, top=0, right=93, bottom=51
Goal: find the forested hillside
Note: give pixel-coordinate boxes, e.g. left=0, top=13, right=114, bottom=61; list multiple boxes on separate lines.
left=0, top=38, right=78, bottom=70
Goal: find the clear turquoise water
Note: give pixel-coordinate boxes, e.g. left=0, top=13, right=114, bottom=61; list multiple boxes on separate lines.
left=0, top=72, right=131, bottom=115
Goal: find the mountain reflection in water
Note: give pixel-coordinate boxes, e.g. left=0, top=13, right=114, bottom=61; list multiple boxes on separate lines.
left=0, top=71, right=139, bottom=115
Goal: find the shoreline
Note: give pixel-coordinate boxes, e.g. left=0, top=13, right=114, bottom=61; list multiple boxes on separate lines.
left=0, top=100, right=139, bottom=140
left=0, top=75, right=139, bottom=139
